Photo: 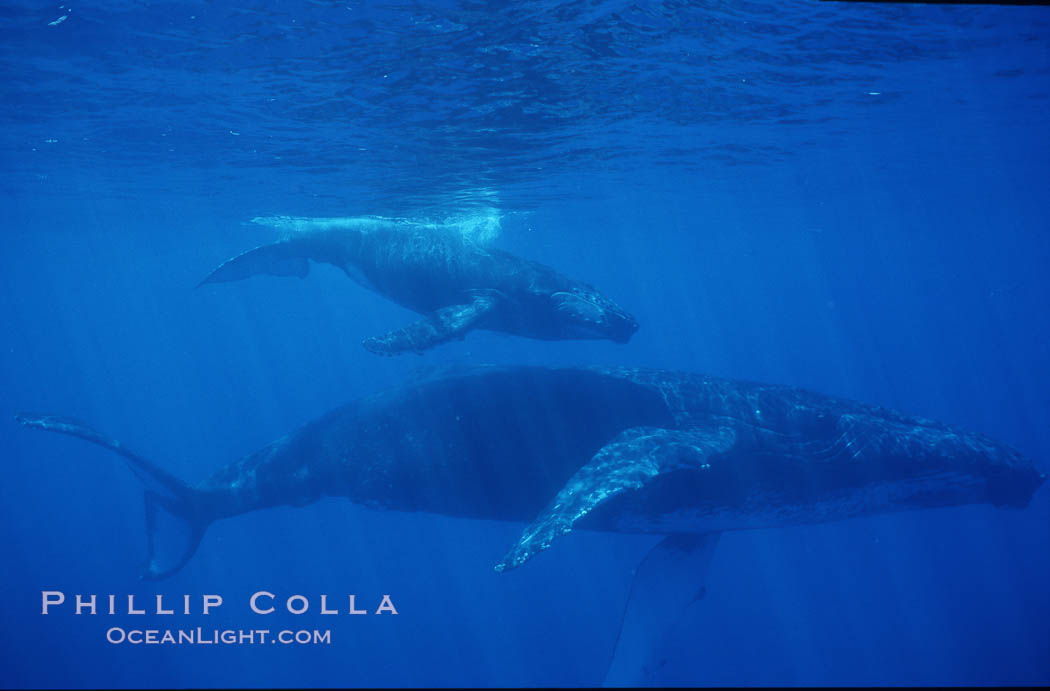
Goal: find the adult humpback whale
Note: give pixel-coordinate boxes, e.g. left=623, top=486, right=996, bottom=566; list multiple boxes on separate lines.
left=198, top=222, right=638, bottom=355
left=18, top=366, right=1044, bottom=683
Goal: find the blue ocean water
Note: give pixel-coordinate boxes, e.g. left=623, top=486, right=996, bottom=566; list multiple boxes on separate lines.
left=2, top=0, right=1048, bottom=687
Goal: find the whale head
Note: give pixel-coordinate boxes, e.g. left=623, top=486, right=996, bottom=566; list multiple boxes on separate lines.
left=551, top=289, right=639, bottom=344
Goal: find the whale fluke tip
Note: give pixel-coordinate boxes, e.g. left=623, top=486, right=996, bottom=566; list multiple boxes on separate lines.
left=15, top=412, right=42, bottom=428
left=15, top=412, right=88, bottom=431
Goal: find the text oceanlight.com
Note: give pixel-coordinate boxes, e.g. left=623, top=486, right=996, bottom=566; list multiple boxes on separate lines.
left=105, top=627, right=331, bottom=645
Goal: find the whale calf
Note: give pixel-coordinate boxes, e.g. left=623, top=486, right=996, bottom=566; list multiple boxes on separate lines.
left=18, top=366, right=1044, bottom=683
left=198, top=222, right=638, bottom=355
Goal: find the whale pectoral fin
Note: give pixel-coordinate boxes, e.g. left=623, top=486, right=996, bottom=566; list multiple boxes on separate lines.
left=495, top=425, right=735, bottom=572
left=604, top=533, right=720, bottom=685
left=197, top=242, right=310, bottom=287
left=362, top=293, right=500, bottom=356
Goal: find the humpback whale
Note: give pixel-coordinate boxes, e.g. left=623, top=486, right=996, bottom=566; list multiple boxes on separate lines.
left=17, top=366, right=1044, bottom=683
left=198, top=223, right=638, bottom=355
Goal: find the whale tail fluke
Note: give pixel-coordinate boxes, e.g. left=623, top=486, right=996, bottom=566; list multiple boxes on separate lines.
left=196, top=242, right=311, bottom=288
left=15, top=413, right=212, bottom=580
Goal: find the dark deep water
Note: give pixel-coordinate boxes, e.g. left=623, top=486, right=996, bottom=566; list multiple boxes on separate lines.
left=2, top=0, right=1049, bottom=687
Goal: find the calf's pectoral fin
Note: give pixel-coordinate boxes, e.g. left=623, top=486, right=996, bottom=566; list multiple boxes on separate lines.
left=197, top=242, right=310, bottom=287
left=362, top=292, right=500, bottom=356
left=494, top=424, right=735, bottom=572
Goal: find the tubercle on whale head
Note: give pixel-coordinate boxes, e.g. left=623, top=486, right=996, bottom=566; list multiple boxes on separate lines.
left=552, top=289, right=639, bottom=344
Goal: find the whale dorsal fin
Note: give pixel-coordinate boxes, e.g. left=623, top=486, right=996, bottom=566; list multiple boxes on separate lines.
left=495, top=425, right=735, bottom=572
left=362, top=291, right=500, bottom=355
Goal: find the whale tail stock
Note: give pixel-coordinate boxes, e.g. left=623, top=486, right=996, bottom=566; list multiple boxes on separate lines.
left=15, top=413, right=212, bottom=580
